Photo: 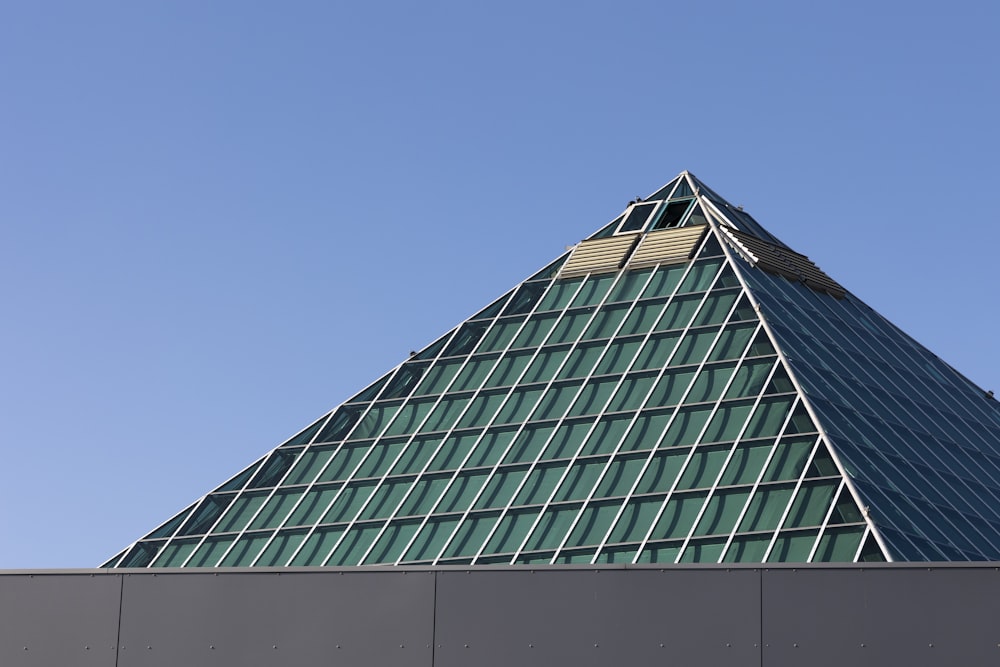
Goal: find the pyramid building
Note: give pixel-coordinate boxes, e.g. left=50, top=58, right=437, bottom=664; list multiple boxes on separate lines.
left=105, top=172, right=1000, bottom=568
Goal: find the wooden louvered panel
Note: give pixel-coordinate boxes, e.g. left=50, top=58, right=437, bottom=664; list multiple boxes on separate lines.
left=559, top=233, right=640, bottom=278
left=724, top=228, right=846, bottom=299
left=627, top=225, right=707, bottom=269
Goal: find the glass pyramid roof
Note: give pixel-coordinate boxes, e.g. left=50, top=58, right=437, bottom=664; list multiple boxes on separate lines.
left=105, top=172, right=1000, bottom=567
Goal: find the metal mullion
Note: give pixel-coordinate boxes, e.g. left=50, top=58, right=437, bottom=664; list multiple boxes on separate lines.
left=708, top=210, right=895, bottom=562
left=805, top=477, right=850, bottom=563
left=466, top=270, right=645, bottom=563
left=504, top=267, right=668, bottom=562
left=394, top=277, right=594, bottom=564
left=533, top=256, right=742, bottom=563
left=757, top=425, right=825, bottom=562
left=672, top=359, right=784, bottom=562
left=354, top=278, right=577, bottom=565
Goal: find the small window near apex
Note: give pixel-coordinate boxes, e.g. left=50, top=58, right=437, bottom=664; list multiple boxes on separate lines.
left=652, top=199, right=693, bottom=230
left=618, top=202, right=658, bottom=233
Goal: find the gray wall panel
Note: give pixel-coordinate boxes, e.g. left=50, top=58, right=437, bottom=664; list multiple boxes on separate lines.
left=762, top=567, right=1000, bottom=667
left=435, top=569, right=761, bottom=667
left=117, top=571, right=435, bottom=667
left=0, top=573, right=121, bottom=667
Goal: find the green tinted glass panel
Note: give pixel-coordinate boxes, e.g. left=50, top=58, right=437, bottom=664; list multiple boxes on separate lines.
left=608, top=496, right=665, bottom=543
left=494, top=388, right=543, bottom=424
left=319, top=443, right=369, bottom=482
left=634, top=333, right=681, bottom=370
left=583, top=304, right=630, bottom=340
left=486, top=351, right=533, bottom=387
left=287, top=484, right=341, bottom=527
left=621, top=411, right=671, bottom=451
left=249, top=489, right=304, bottom=530
left=536, top=279, right=582, bottom=312
left=478, top=319, right=524, bottom=353
left=724, top=533, right=773, bottom=562
left=484, top=510, right=539, bottom=554
left=421, top=396, right=471, bottom=433
left=607, top=374, right=655, bottom=413
left=214, top=493, right=267, bottom=534
left=390, top=437, right=438, bottom=475
left=652, top=492, right=707, bottom=540
left=725, top=358, right=777, bottom=399
left=694, top=488, right=751, bottom=536
left=686, top=363, right=738, bottom=404
left=680, top=537, right=727, bottom=563
left=403, top=516, right=461, bottom=562
left=352, top=403, right=402, bottom=439
left=672, top=328, right=720, bottom=365
left=702, top=402, right=753, bottom=443
left=467, top=428, right=517, bottom=467
left=383, top=401, right=431, bottom=437
left=473, top=468, right=528, bottom=510
left=719, top=442, right=772, bottom=486
left=651, top=368, right=696, bottom=407
left=739, top=485, right=794, bottom=532
left=284, top=448, right=334, bottom=486
left=656, top=295, right=701, bottom=331
left=358, top=479, right=410, bottom=520
left=513, top=347, right=564, bottom=385
left=784, top=480, right=839, bottom=528
left=442, top=513, right=500, bottom=558
left=568, top=378, right=618, bottom=417
left=219, top=532, right=272, bottom=566
left=692, top=290, right=738, bottom=326
left=397, top=476, right=450, bottom=516
left=355, top=440, right=406, bottom=479
left=580, top=415, right=632, bottom=456
left=558, top=344, right=603, bottom=379
left=595, top=456, right=646, bottom=497
left=549, top=310, right=592, bottom=344
left=814, top=526, right=865, bottom=561
left=322, top=481, right=377, bottom=523
left=763, top=437, right=816, bottom=481
left=709, top=323, right=758, bottom=361
left=544, top=420, right=596, bottom=459
left=255, top=529, right=307, bottom=566
left=290, top=527, right=343, bottom=566
left=154, top=539, right=198, bottom=567
left=635, top=542, right=682, bottom=563
left=768, top=530, right=818, bottom=562
left=571, top=274, right=616, bottom=307
left=595, top=339, right=641, bottom=375
left=678, top=259, right=723, bottom=293
left=636, top=449, right=690, bottom=493
left=512, top=313, right=559, bottom=348
left=186, top=536, right=234, bottom=567
left=641, top=265, right=686, bottom=299
left=452, top=356, right=500, bottom=391
left=523, top=504, right=580, bottom=550
left=565, top=501, right=620, bottom=548
left=534, top=382, right=583, bottom=420
left=620, top=299, right=666, bottom=336
left=661, top=406, right=713, bottom=447
left=458, top=392, right=506, bottom=429
left=438, top=470, right=490, bottom=512
left=327, top=523, right=384, bottom=565
left=607, top=269, right=652, bottom=303
left=744, top=397, right=794, bottom=439
left=363, top=520, right=420, bottom=564
left=677, top=447, right=729, bottom=490
left=503, top=425, right=556, bottom=464
left=554, top=458, right=607, bottom=501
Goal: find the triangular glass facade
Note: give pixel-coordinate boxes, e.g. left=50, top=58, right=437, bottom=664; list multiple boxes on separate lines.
left=105, top=172, right=1000, bottom=568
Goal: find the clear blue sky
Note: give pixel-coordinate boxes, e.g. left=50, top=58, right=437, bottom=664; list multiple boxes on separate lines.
left=2, top=2, right=997, bottom=568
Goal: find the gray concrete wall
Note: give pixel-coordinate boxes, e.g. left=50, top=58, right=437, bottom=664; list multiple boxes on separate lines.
left=2, top=565, right=998, bottom=666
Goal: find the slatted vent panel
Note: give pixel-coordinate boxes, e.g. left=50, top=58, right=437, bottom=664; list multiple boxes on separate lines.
left=559, top=233, right=640, bottom=278
left=722, top=228, right=846, bottom=299
left=627, top=225, right=707, bottom=269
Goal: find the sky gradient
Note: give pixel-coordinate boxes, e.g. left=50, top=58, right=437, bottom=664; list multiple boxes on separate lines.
left=2, top=1, right=998, bottom=568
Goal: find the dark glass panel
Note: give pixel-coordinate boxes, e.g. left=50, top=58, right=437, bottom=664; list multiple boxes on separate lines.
left=315, top=407, right=363, bottom=444
left=443, top=321, right=489, bottom=357
left=442, top=512, right=500, bottom=559
left=620, top=202, right=658, bottom=232
left=381, top=362, right=429, bottom=399
left=522, top=504, right=581, bottom=551
left=502, top=282, right=547, bottom=317
left=120, top=542, right=163, bottom=568
left=177, top=494, right=236, bottom=537
left=651, top=491, right=708, bottom=540
left=652, top=200, right=692, bottom=230
left=813, top=525, right=865, bottom=561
